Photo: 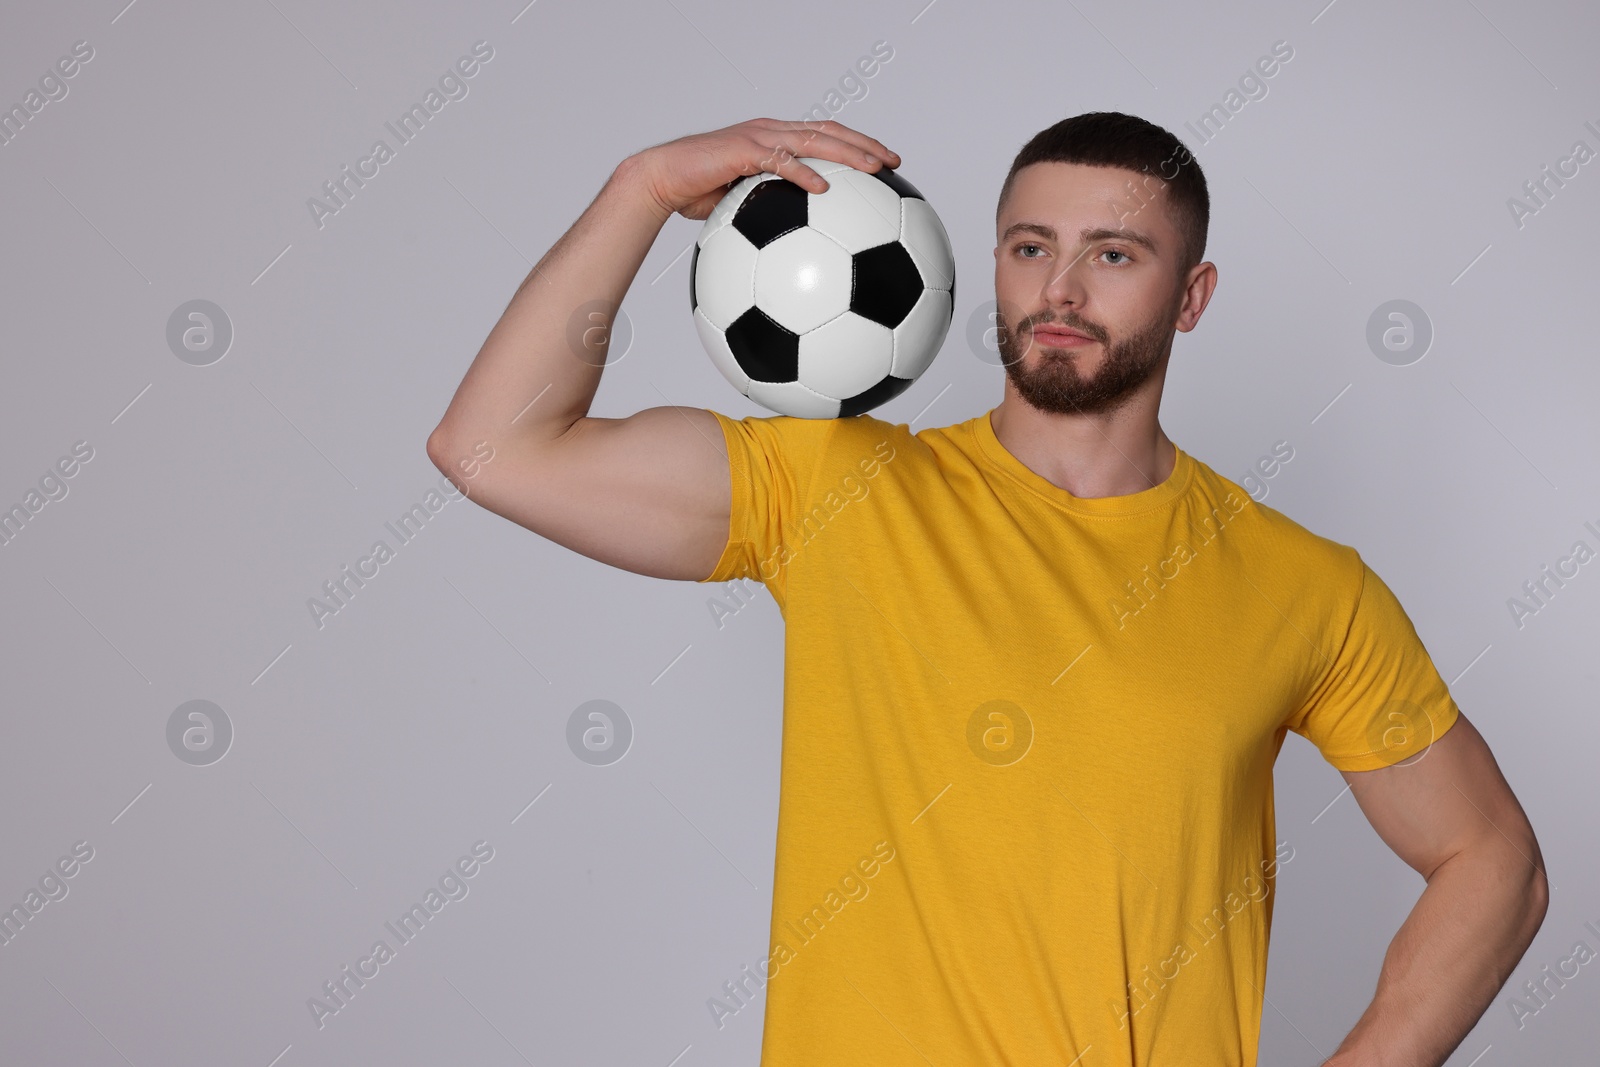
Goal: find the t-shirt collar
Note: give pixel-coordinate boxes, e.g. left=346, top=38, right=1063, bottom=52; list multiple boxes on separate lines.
left=970, top=407, right=1195, bottom=517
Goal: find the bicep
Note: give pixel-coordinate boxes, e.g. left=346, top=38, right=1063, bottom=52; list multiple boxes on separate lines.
left=1341, top=712, right=1540, bottom=881
left=430, top=405, right=733, bottom=581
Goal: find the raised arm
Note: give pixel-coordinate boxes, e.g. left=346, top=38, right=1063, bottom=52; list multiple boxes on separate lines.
left=425, top=118, right=900, bottom=580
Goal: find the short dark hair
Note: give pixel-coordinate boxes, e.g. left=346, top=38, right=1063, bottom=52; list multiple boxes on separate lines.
left=996, top=112, right=1209, bottom=278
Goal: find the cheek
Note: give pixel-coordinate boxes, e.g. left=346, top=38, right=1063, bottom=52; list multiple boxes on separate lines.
left=1089, top=286, right=1148, bottom=329
left=992, top=265, right=1036, bottom=308
left=1117, top=277, right=1180, bottom=320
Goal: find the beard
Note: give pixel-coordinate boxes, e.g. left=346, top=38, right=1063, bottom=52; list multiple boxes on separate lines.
left=995, top=296, right=1178, bottom=417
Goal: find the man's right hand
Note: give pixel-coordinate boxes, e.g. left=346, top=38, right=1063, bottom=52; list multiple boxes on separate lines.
left=631, top=117, right=902, bottom=222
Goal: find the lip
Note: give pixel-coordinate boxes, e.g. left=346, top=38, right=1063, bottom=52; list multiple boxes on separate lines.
left=1032, top=325, right=1096, bottom=345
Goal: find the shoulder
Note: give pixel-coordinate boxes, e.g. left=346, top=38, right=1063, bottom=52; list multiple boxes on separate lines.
left=1186, top=452, right=1365, bottom=590
left=824, top=412, right=918, bottom=456
left=705, top=410, right=912, bottom=501
left=728, top=411, right=926, bottom=473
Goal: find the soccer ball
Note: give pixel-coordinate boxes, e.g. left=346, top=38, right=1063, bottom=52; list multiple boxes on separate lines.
left=689, top=157, right=956, bottom=418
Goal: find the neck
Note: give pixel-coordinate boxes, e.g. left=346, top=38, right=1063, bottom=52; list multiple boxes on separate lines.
left=988, top=386, right=1176, bottom=500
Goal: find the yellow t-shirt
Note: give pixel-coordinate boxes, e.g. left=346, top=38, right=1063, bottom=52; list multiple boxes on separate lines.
left=698, top=407, right=1460, bottom=1067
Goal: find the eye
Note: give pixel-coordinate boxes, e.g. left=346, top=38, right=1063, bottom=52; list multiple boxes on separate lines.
left=1102, top=249, right=1131, bottom=265
left=1015, top=242, right=1044, bottom=258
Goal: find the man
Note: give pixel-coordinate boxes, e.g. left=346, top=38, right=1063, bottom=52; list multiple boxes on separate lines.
left=427, top=114, right=1547, bottom=1067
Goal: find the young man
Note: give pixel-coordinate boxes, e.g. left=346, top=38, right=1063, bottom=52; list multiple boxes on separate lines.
left=428, top=114, right=1547, bottom=1067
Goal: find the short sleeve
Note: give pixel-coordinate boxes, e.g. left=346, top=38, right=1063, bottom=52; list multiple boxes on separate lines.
left=697, top=410, right=837, bottom=603
left=1283, top=556, right=1461, bottom=771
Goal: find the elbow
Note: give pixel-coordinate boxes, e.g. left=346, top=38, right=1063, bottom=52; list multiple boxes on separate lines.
left=426, top=425, right=457, bottom=470
left=426, top=427, right=469, bottom=494
left=427, top=427, right=498, bottom=504
left=1497, top=832, right=1551, bottom=955
left=1525, top=861, right=1551, bottom=939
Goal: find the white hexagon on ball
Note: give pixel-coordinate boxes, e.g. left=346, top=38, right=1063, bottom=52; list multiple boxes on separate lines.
left=693, top=306, right=752, bottom=393
left=892, top=288, right=953, bottom=379
left=694, top=224, right=758, bottom=331
left=754, top=229, right=853, bottom=335
left=747, top=379, right=840, bottom=420
left=899, top=198, right=955, bottom=290
left=807, top=170, right=903, bottom=255
left=798, top=314, right=894, bottom=398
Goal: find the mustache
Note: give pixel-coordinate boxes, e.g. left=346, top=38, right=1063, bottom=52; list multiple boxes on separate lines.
left=1021, top=313, right=1107, bottom=343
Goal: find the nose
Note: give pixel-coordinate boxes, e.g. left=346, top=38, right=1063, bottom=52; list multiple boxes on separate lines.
left=1040, top=252, right=1090, bottom=310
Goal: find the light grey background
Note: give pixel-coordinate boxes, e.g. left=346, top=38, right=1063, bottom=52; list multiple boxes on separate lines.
left=2, top=0, right=1596, bottom=1064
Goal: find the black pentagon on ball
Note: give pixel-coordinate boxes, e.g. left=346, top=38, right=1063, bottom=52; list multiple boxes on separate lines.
left=871, top=166, right=925, bottom=201
left=688, top=240, right=700, bottom=312
left=725, top=307, right=800, bottom=383
left=851, top=242, right=925, bottom=329
left=840, top=375, right=914, bottom=418
left=731, top=178, right=809, bottom=249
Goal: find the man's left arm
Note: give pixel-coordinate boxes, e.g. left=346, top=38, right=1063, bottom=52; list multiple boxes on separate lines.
left=1322, top=711, right=1549, bottom=1067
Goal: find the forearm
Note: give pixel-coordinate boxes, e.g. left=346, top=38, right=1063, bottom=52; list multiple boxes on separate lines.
left=1325, top=842, right=1548, bottom=1067
left=429, top=153, right=674, bottom=448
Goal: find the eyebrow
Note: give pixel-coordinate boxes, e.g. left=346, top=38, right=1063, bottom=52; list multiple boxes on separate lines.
left=1000, top=222, right=1160, bottom=256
